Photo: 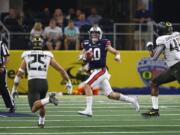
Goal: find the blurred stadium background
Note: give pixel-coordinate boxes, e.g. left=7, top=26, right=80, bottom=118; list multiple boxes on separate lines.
left=1, top=0, right=180, bottom=134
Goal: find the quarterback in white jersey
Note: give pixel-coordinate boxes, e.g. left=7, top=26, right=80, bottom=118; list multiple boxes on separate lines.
left=142, top=22, right=180, bottom=117
left=11, top=36, right=72, bottom=128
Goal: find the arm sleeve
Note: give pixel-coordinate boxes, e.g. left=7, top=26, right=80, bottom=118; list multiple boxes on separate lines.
left=151, top=45, right=165, bottom=61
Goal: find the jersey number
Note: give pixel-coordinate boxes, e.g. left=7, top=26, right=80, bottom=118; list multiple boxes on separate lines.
left=170, top=39, right=180, bottom=51
left=88, top=48, right=101, bottom=61
left=28, top=54, right=47, bottom=71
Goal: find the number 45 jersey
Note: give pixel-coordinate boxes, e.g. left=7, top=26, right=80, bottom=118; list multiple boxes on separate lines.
left=21, top=50, right=53, bottom=80
left=156, top=32, right=180, bottom=67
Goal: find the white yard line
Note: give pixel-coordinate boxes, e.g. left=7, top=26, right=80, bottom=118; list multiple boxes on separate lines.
left=0, top=131, right=180, bottom=134
left=0, top=125, right=180, bottom=128
left=0, top=114, right=179, bottom=117
left=0, top=106, right=180, bottom=110
left=44, top=114, right=180, bottom=116
left=0, top=119, right=156, bottom=122
left=0, top=102, right=180, bottom=105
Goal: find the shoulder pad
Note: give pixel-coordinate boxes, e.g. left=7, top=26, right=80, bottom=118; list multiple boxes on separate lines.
left=83, top=40, right=90, bottom=44
left=44, top=51, right=54, bottom=58
left=156, top=36, right=167, bottom=46
left=21, top=51, right=30, bottom=59
left=101, top=39, right=111, bottom=46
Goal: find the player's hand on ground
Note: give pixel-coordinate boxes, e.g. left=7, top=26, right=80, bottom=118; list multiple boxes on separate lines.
left=66, top=80, right=73, bottom=95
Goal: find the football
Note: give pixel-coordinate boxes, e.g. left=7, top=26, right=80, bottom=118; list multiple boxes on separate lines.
left=84, top=51, right=93, bottom=61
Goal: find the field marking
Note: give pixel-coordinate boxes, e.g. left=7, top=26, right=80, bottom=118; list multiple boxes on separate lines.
left=1, top=102, right=180, bottom=105
left=0, top=125, right=180, bottom=129
left=0, top=119, right=178, bottom=122
left=0, top=115, right=7, bottom=117
left=1, top=131, right=180, bottom=134
left=0, top=114, right=179, bottom=117
left=0, top=106, right=180, bottom=110
left=0, top=119, right=169, bottom=122
left=10, top=109, right=180, bottom=113
left=44, top=114, right=180, bottom=116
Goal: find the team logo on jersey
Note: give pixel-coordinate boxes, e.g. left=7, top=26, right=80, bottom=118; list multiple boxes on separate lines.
left=137, top=57, right=168, bottom=86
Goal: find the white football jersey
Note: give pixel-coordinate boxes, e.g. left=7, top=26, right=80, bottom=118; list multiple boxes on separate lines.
left=156, top=32, right=180, bottom=67
left=21, top=50, right=53, bottom=80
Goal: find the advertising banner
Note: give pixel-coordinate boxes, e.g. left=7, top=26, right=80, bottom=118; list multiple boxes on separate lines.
left=7, top=51, right=179, bottom=93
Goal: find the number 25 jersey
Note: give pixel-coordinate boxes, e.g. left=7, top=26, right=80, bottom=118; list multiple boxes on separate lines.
left=156, top=32, right=180, bottom=67
left=21, top=50, right=53, bottom=80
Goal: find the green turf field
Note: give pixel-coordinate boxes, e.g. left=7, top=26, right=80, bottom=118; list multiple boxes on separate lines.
left=0, top=95, right=180, bottom=135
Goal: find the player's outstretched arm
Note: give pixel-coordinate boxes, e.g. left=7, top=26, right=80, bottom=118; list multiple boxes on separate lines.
left=107, top=46, right=120, bottom=62
left=151, top=45, right=165, bottom=61
left=11, top=60, right=26, bottom=98
left=50, top=58, right=73, bottom=94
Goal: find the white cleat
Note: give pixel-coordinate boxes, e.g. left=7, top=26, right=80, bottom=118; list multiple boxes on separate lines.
left=132, top=96, right=140, bottom=112
left=78, top=110, right=93, bottom=117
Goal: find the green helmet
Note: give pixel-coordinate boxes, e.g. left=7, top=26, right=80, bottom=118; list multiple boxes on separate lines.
left=31, top=35, right=43, bottom=50
left=156, top=22, right=173, bottom=36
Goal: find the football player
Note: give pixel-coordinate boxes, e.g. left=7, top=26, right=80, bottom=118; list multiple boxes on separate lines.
left=78, top=25, right=140, bottom=117
left=142, top=22, right=180, bottom=117
left=11, top=35, right=72, bottom=128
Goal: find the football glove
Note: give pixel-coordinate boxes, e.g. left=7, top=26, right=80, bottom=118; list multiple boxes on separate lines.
left=146, top=42, right=154, bottom=51
left=78, top=54, right=86, bottom=61
left=66, top=80, right=73, bottom=95
left=114, top=54, right=120, bottom=62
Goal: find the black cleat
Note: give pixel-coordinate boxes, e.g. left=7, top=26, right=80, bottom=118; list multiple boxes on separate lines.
left=38, top=124, right=44, bottom=128
left=9, top=106, right=15, bottom=113
left=141, top=108, right=160, bottom=118
left=49, top=93, right=59, bottom=106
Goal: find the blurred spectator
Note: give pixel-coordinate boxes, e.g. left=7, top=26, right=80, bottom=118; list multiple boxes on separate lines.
left=74, top=9, right=82, bottom=21
left=53, top=8, right=67, bottom=28
left=3, top=8, right=17, bottom=22
left=30, top=22, right=44, bottom=38
left=87, top=7, right=102, bottom=25
left=44, top=19, right=62, bottom=50
left=17, top=10, right=25, bottom=26
left=74, top=12, right=91, bottom=29
left=64, top=20, right=80, bottom=50
left=3, top=8, right=23, bottom=32
left=133, top=1, right=151, bottom=50
left=66, top=8, right=76, bottom=20
left=22, top=9, right=35, bottom=32
left=38, top=7, right=51, bottom=26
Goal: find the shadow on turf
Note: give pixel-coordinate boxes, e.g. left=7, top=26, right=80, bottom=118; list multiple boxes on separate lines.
left=0, top=112, right=37, bottom=117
